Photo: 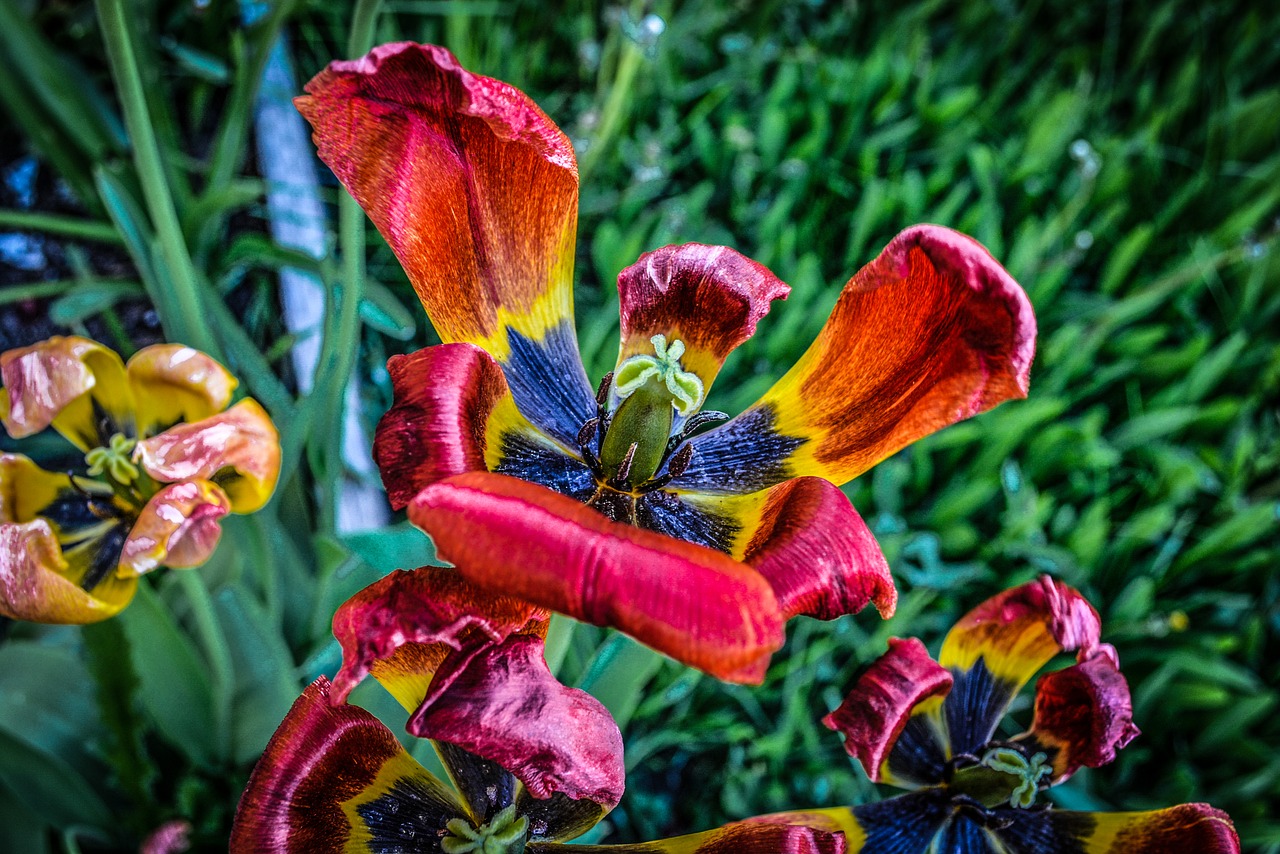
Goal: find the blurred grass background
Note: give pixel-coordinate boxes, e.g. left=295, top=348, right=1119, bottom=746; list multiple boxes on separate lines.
left=0, top=0, right=1276, bottom=851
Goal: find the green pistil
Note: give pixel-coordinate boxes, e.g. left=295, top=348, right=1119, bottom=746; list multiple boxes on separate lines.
left=613, top=334, right=703, bottom=416
left=950, top=747, right=1051, bottom=809
left=84, top=433, right=139, bottom=485
left=442, top=805, right=529, bottom=854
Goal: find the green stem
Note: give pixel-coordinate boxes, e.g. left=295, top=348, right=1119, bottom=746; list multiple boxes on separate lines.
left=310, top=0, right=383, bottom=531
left=172, top=570, right=234, bottom=762
left=95, top=0, right=219, bottom=356
left=0, top=209, right=121, bottom=243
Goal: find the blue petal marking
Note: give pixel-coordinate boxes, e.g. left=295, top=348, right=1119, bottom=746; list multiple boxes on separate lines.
left=492, top=431, right=596, bottom=503
left=356, top=775, right=460, bottom=850
left=933, top=814, right=1002, bottom=854
left=670, top=404, right=802, bottom=494
left=636, top=489, right=739, bottom=553
left=502, top=323, right=597, bottom=448
left=851, top=789, right=952, bottom=854
left=886, top=713, right=950, bottom=787
left=944, top=658, right=1017, bottom=757
left=991, top=809, right=1093, bottom=854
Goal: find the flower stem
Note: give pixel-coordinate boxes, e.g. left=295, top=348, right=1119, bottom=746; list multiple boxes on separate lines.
left=94, top=0, right=220, bottom=358
left=172, top=570, right=234, bottom=761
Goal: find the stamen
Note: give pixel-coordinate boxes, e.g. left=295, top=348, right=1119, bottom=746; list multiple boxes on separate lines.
left=595, top=371, right=614, bottom=408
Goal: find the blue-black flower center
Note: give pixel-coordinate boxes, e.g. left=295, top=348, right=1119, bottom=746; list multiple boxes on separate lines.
left=574, top=336, right=727, bottom=525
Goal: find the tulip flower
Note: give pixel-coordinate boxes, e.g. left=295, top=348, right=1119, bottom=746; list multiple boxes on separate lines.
left=232, top=568, right=842, bottom=853
left=297, top=42, right=1036, bottom=682
left=766, top=577, right=1241, bottom=852
left=0, top=336, right=280, bottom=623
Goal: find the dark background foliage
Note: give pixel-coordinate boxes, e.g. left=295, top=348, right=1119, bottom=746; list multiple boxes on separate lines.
left=0, top=0, right=1276, bottom=851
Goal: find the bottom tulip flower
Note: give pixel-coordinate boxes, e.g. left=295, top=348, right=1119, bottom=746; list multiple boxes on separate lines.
left=233, top=567, right=842, bottom=853
left=759, top=576, right=1241, bottom=853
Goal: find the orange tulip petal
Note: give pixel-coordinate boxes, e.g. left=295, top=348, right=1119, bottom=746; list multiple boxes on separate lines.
left=297, top=42, right=596, bottom=444
left=118, top=480, right=231, bottom=577
left=408, top=471, right=785, bottom=684
left=615, top=244, right=789, bottom=398
left=678, top=225, right=1035, bottom=492
left=135, top=398, right=281, bottom=513
left=126, top=344, right=237, bottom=437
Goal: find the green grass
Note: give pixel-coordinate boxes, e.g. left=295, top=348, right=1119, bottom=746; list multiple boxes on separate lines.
left=0, top=0, right=1277, bottom=851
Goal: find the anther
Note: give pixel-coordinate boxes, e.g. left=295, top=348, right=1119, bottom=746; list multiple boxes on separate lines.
left=577, top=418, right=599, bottom=448
left=595, top=371, right=614, bottom=408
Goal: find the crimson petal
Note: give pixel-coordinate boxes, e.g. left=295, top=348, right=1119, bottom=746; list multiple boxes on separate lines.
left=823, top=637, right=952, bottom=784
left=409, top=471, right=785, bottom=684
left=409, top=633, right=624, bottom=809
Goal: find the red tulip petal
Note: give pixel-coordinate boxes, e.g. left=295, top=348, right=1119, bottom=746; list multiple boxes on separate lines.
left=1018, top=646, right=1140, bottom=781
left=0, top=335, right=133, bottom=449
left=746, top=798, right=950, bottom=854
left=409, top=471, right=785, bottom=684
left=297, top=42, right=596, bottom=444
left=409, top=633, right=624, bottom=808
left=119, top=480, right=231, bottom=577
left=135, top=399, right=281, bottom=513
left=231, top=677, right=465, bottom=854
left=0, top=519, right=135, bottom=624
left=126, top=344, right=237, bottom=437
left=615, top=244, right=789, bottom=399
left=374, top=343, right=592, bottom=510
left=994, top=804, right=1240, bottom=854
left=823, top=637, right=952, bottom=784
left=330, top=566, right=547, bottom=705
left=678, top=225, right=1035, bottom=492
left=730, top=476, right=894, bottom=620
left=937, top=575, right=1102, bottom=756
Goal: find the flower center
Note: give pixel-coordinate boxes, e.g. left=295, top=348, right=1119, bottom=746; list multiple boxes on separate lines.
left=949, top=746, right=1051, bottom=809
left=84, top=432, right=139, bottom=485
left=441, top=805, right=528, bottom=854
left=598, top=335, right=701, bottom=487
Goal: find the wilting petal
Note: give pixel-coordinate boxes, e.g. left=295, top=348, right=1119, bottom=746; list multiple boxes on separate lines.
left=0, top=519, right=135, bottom=624
left=409, top=471, right=785, bottom=684
left=297, top=42, right=596, bottom=444
left=230, top=677, right=466, bottom=854
left=330, top=566, right=547, bottom=704
left=678, top=225, right=1035, bottom=492
left=535, top=816, right=847, bottom=853
left=687, top=476, right=895, bottom=621
left=127, top=345, right=236, bottom=437
left=139, top=820, right=191, bottom=854
left=135, top=399, right=281, bottom=513
left=409, top=634, right=625, bottom=809
left=374, top=344, right=592, bottom=510
left=936, top=576, right=1101, bottom=755
left=0, top=335, right=133, bottom=449
left=615, top=244, right=789, bottom=399
left=824, top=637, right=952, bottom=786
left=118, top=480, right=231, bottom=577
left=1016, top=647, right=1139, bottom=781
left=992, top=804, right=1240, bottom=854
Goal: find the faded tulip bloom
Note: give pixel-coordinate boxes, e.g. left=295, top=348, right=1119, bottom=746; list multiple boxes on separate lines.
left=231, top=568, right=842, bottom=853
left=0, top=336, right=280, bottom=623
left=297, top=42, right=1036, bottom=683
left=777, top=577, right=1241, bottom=852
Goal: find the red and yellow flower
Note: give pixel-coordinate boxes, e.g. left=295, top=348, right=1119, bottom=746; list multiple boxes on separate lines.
left=297, top=42, right=1036, bottom=683
left=0, top=336, right=280, bottom=623
left=231, top=568, right=842, bottom=853
left=769, top=577, right=1241, bottom=852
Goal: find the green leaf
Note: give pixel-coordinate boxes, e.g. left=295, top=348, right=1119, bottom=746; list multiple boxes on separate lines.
left=116, top=582, right=219, bottom=766
left=0, top=730, right=112, bottom=831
